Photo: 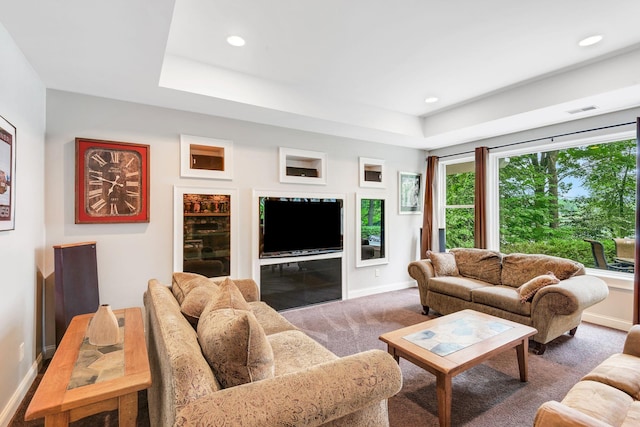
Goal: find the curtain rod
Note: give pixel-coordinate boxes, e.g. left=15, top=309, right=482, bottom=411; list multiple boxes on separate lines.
left=434, top=120, right=636, bottom=160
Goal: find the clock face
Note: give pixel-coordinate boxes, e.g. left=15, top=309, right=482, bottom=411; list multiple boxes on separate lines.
left=84, top=147, right=143, bottom=217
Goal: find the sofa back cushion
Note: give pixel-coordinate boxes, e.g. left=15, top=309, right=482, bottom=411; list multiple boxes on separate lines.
left=502, top=253, right=583, bottom=287
left=451, top=248, right=502, bottom=285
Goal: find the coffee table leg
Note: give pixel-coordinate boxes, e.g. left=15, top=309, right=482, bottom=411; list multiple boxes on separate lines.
left=516, top=339, right=529, bottom=382
left=118, top=392, right=138, bottom=427
left=436, top=372, right=452, bottom=427
left=386, top=345, right=400, bottom=363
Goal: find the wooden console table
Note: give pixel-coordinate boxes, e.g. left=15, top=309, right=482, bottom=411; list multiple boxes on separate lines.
left=25, top=307, right=151, bottom=426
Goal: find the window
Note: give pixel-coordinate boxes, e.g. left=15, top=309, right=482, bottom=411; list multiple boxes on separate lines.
left=443, top=160, right=475, bottom=249
left=495, top=135, right=636, bottom=273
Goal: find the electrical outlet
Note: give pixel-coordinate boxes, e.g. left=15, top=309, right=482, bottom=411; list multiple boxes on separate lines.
left=19, top=342, right=24, bottom=361
left=375, top=268, right=380, bottom=277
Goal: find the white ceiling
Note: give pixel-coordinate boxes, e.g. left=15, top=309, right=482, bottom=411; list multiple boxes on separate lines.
left=2, top=0, right=640, bottom=150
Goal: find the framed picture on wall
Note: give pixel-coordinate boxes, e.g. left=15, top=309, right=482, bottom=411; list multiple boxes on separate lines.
left=75, top=138, right=150, bottom=223
left=398, top=171, right=422, bottom=214
left=0, top=115, right=16, bottom=231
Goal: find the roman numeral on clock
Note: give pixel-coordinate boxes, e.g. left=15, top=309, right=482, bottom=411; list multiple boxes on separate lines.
left=91, top=153, right=107, bottom=167
left=91, top=198, right=107, bottom=212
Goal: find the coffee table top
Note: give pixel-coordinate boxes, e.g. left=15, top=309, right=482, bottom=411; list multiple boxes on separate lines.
left=379, top=309, right=537, bottom=375
left=25, top=307, right=151, bottom=421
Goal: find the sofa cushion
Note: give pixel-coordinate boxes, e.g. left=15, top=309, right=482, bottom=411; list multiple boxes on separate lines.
left=207, top=277, right=252, bottom=312
left=501, top=253, right=582, bottom=287
left=561, top=380, right=634, bottom=427
left=197, top=306, right=275, bottom=388
left=450, top=248, right=502, bottom=285
left=582, top=353, right=640, bottom=400
left=268, top=330, right=338, bottom=376
left=180, top=284, right=219, bottom=325
left=172, top=271, right=226, bottom=304
left=427, top=251, right=459, bottom=276
left=518, top=272, right=560, bottom=303
left=429, top=276, right=488, bottom=301
left=472, top=285, right=531, bottom=316
left=249, top=301, right=299, bottom=335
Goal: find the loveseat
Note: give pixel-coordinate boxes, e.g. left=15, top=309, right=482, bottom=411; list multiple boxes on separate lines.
left=534, top=324, right=640, bottom=426
left=408, top=248, right=609, bottom=354
left=143, top=273, right=403, bottom=427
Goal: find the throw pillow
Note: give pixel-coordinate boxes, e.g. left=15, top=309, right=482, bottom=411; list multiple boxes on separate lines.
left=450, top=248, right=502, bottom=285
left=172, top=272, right=216, bottom=305
left=427, top=251, right=459, bottom=276
left=197, top=306, right=275, bottom=388
left=518, top=272, right=560, bottom=303
left=502, top=253, right=583, bottom=287
left=207, top=277, right=252, bottom=312
left=180, top=285, right=219, bottom=326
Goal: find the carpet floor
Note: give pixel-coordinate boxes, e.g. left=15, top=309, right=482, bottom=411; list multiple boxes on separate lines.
left=10, top=287, right=627, bottom=427
left=281, top=287, right=627, bottom=427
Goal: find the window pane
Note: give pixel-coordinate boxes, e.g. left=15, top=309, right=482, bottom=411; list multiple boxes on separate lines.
left=498, top=139, right=636, bottom=272
left=445, top=207, right=475, bottom=248
left=444, top=161, right=475, bottom=249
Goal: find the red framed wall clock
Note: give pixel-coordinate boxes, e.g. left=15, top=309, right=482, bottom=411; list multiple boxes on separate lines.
left=75, top=138, right=150, bottom=224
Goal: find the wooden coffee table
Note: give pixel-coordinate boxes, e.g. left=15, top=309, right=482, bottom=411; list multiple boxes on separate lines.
left=25, top=307, right=151, bottom=426
left=379, top=309, right=537, bottom=427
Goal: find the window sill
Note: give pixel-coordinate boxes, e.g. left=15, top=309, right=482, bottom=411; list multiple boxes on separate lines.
left=584, top=267, right=634, bottom=291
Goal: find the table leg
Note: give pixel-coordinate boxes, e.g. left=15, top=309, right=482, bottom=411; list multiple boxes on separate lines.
left=387, top=345, right=400, bottom=363
left=44, top=411, right=69, bottom=427
left=118, top=392, right=139, bottom=427
left=436, top=372, right=452, bottom=427
left=516, top=339, right=529, bottom=382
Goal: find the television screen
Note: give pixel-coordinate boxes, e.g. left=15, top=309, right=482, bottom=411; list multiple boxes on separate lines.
left=260, top=197, right=343, bottom=257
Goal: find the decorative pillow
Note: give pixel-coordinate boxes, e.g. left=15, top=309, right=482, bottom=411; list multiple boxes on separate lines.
left=172, top=272, right=217, bottom=305
left=450, top=248, right=502, bottom=285
left=207, top=277, right=252, bottom=312
left=180, top=285, right=219, bottom=325
left=197, top=306, right=274, bottom=388
left=518, top=272, right=560, bottom=303
left=427, top=251, right=459, bottom=276
left=502, top=253, right=583, bottom=287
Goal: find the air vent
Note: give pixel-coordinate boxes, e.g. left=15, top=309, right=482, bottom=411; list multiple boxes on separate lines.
left=567, top=105, right=598, bottom=114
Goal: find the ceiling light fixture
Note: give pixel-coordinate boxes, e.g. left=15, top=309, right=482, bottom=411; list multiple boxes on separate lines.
left=226, top=35, right=246, bottom=47
left=578, top=34, right=603, bottom=47
left=424, top=96, right=439, bottom=104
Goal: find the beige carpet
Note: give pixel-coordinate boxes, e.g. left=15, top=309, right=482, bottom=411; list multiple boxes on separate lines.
left=281, top=287, right=627, bottom=427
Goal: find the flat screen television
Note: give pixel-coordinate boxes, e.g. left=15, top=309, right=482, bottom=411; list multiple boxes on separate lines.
left=260, top=197, right=343, bottom=258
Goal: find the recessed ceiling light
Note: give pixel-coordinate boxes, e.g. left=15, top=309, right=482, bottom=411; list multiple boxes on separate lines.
left=226, top=35, right=246, bottom=47
left=578, top=35, right=603, bottom=47
left=424, top=96, right=439, bottom=104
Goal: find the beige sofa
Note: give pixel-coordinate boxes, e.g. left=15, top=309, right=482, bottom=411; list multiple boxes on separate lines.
left=408, top=248, right=609, bottom=354
left=534, top=324, right=640, bottom=426
left=143, top=273, right=403, bottom=427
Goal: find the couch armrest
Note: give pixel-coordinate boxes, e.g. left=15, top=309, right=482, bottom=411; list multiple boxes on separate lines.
left=174, top=349, right=402, bottom=427
left=534, top=401, right=612, bottom=427
left=408, top=260, right=435, bottom=286
left=532, top=275, right=609, bottom=315
left=623, top=324, right=640, bottom=357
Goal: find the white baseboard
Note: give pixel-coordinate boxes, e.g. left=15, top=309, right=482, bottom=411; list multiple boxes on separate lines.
left=43, top=344, right=56, bottom=360
left=582, top=312, right=632, bottom=332
left=0, top=353, right=41, bottom=427
left=347, top=280, right=416, bottom=300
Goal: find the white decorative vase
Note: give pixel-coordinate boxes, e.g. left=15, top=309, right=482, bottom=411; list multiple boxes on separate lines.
left=87, top=304, right=119, bottom=346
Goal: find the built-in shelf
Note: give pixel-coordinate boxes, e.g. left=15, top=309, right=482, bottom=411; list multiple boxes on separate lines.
left=279, top=147, right=327, bottom=185
left=359, top=157, right=385, bottom=188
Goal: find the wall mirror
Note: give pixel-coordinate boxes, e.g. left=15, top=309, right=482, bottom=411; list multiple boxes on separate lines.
left=173, top=186, right=238, bottom=277
left=356, top=194, right=388, bottom=267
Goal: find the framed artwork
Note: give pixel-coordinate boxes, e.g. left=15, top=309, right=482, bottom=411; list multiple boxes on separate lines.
left=75, top=138, right=150, bottom=223
left=359, top=157, right=385, bottom=188
left=0, top=115, right=16, bottom=231
left=180, top=134, right=233, bottom=180
left=398, top=171, right=422, bottom=214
